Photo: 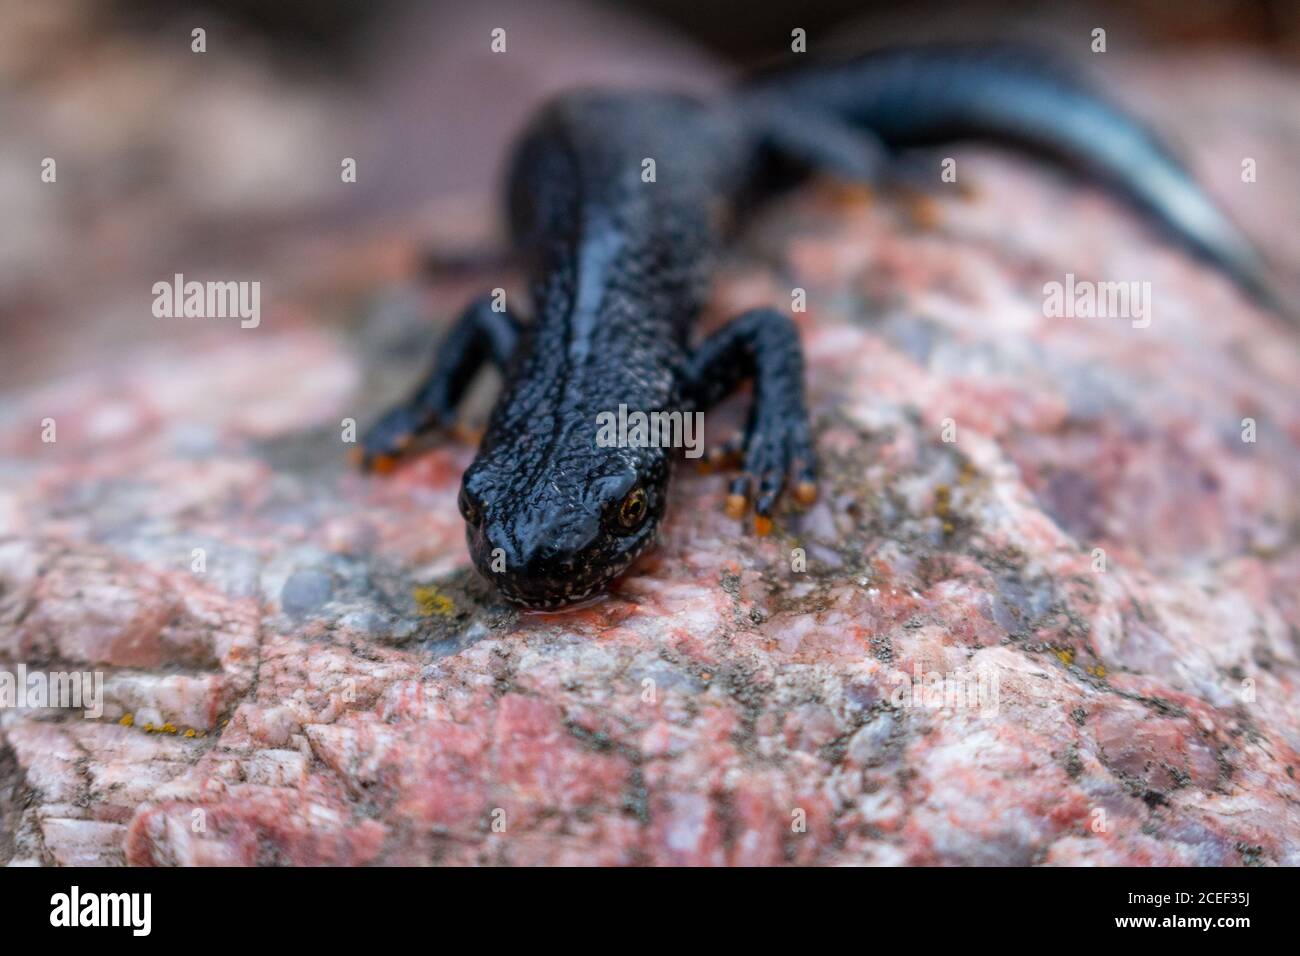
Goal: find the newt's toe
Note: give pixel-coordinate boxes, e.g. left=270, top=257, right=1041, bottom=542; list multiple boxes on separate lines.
left=451, top=423, right=484, bottom=444
left=822, top=180, right=875, bottom=209
left=753, top=514, right=773, bottom=536
left=708, top=437, right=743, bottom=469
left=904, top=194, right=942, bottom=229
left=369, top=454, right=398, bottom=475
left=794, top=481, right=818, bottom=506
left=724, top=494, right=748, bottom=520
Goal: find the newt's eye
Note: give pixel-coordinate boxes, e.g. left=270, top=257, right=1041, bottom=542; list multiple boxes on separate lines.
left=616, top=486, right=648, bottom=530
left=458, top=487, right=481, bottom=526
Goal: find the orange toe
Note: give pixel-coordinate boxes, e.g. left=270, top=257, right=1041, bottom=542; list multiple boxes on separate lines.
left=906, top=195, right=942, bottom=229
left=823, top=180, right=875, bottom=208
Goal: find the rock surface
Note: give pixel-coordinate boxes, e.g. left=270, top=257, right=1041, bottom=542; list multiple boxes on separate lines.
left=2, top=48, right=1299, bottom=865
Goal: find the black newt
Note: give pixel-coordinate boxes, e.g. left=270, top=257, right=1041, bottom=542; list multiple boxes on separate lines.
left=357, top=44, right=1283, bottom=609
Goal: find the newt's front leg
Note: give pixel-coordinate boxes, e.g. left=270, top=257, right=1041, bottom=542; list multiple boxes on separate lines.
left=356, top=292, right=521, bottom=471
left=684, top=307, right=817, bottom=535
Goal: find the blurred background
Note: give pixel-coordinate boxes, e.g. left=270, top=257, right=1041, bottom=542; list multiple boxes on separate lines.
left=2, top=0, right=1297, bottom=390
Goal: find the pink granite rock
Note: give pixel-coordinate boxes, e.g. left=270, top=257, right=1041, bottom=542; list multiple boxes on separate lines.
left=1, top=38, right=1298, bottom=865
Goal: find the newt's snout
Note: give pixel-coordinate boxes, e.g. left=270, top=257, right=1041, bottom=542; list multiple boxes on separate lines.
left=467, top=514, right=651, bottom=610
left=478, top=512, right=597, bottom=579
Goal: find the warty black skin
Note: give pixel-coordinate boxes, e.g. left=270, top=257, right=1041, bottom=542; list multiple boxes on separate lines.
left=359, top=46, right=1282, bottom=609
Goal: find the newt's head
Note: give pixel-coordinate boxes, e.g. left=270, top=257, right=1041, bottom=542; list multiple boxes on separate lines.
left=458, top=434, right=670, bottom=609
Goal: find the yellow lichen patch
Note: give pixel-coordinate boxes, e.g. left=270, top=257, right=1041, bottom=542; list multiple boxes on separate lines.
left=934, top=484, right=952, bottom=518
left=1087, top=664, right=1107, bottom=678
left=121, top=713, right=188, bottom=736
left=1054, top=648, right=1075, bottom=666
left=184, top=728, right=197, bottom=738
left=958, top=462, right=977, bottom=485
left=935, top=484, right=957, bottom=535
left=414, top=585, right=455, bottom=617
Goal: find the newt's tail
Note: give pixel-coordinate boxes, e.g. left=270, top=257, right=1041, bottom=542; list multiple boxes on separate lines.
left=744, top=44, right=1291, bottom=322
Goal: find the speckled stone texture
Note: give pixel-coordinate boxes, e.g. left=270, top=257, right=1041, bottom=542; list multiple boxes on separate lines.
left=2, top=50, right=1299, bottom=866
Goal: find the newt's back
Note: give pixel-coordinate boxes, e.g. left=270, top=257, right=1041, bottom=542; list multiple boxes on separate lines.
left=504, top=91, right=752, bottom=342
